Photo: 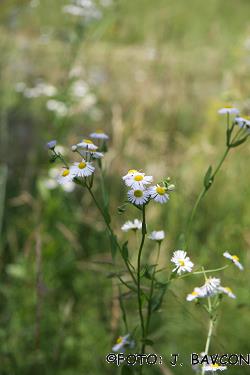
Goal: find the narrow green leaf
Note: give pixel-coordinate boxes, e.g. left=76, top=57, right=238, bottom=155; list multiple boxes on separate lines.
left=230, top=136, right=248, bottom=148
left=109, top=233, right=118, bottom=260
left=203, top=165, right=213, bottom=188
left=121, top=241, right=129, bottom=261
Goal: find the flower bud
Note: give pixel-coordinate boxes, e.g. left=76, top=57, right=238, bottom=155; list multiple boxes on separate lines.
left=46, top=140, right=57, bottom=150
left=167, top=184, right=175, bottom=191
left=71, top=145, right=77, bottom=152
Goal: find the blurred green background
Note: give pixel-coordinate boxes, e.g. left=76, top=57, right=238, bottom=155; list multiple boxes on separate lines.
left=0, top=0, right=250, bottom=374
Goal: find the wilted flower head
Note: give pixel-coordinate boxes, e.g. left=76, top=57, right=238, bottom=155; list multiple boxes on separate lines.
left=171, top=250, right=194, bottom=274
left=223, top=251, right=243, bottom=270
left=121, top=219, right=142, bottom=232
left=148, top=230, right=165, bottom=242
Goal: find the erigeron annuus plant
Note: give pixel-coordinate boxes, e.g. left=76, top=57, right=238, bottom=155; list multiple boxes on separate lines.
left=47, top=105, right=249, bottom=374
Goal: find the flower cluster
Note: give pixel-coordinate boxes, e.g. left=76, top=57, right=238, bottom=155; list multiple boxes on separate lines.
left=186, top=251, right=243, bottom=302
left=122, top=169, right=175, bottom=206
left=218, top=105, right=250, bottom=133
left=47, top=131, right=109, bottom=186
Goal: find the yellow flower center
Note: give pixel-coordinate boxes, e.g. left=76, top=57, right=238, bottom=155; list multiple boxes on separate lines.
left=191, top=291, right=198, bottom=296
left=134, top=175, right=143, bottom=181
left=116, top=337, right=123, bottom=344
left=245, top=115, right=250, bottom=120
left=211, top=364, right=220, bottom=368
left=83, top=139, right=93, bottom=144
left=134, top=190, right=143, bottom=198
left=156, top=186, right=166, bottom=195
left=225, top=287, right=232, bottom=293
left=232, top=255, right=239, bottom=261
left=178, top=259, right=185, bottom=266
left=78, top=162, right=86, bottom=169
left=224, top=105, right=233, bottom=108
left=128, top=169, right=138, bottom=174
left=62, top=169, right=70, bottom=177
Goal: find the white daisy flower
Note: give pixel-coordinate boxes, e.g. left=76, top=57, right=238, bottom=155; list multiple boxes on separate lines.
left=203, top=363, right=227, bottom=372
left=218, top=106, right=239, bottom=115
left=89, top=130, right=109, bottom=140
left=219, top=286, right=236, bottom=299
left=201, top=277, right=221, bottom=297
left=223, top=251, right=243, bottom=270
left=112, top=334, right=134, bottom=352
left=121, top=219, right=142, bottom=232
left=57, top=168, right=74, bottom=185
left=150, top=184, right=169, bottom=204
left=124, top=172, right=153, bottom=190
left=127, top=188, right=150, bottom=206
left=186, top=287, right=205, bottom=301
left=122, top=169, right=139, bottom=182
left=148, top=230, right=165, bottom=242
left=71, top=159, right=95, bottom=177
left=77, top=138, right=98, bottom=151
left=171, top=250, right=194, bottom=275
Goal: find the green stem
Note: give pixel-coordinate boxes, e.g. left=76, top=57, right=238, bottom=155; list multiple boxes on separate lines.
left=144, top=242, right=161, bottom=351
left=86, top=185, right=137, bottom=285
left=137, top=206, right=147, bottom=359
left=185, top=146, right=230, bottom=249
left=201, top=319, right=214, bottom=375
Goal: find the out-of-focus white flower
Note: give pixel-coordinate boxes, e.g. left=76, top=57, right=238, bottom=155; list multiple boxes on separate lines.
left=112, top=334, right=134, bottom=352
left=77, top=139, right=98, bottom=150
left=150, top=184, right=169, bottom=204
left=58, top=168, right=74, bottom=185
left=203, top=363, right=227, bottom=372
left=43, top=178, right=58, bottom=190
left=148, top=230, right=165, bottom=242
left=30, top=0, right=40, bottom=7
left=218, top=106, right=239, bottom=115
left=127, top=188, right=150, bottom=206
left=121, top=219, right=142, bottom=232
left=71, top=160, right=95, bottom=177
left=124, top=172, right=153, bottom=190
left=71, top=80, right=89, bottom=97
left=15, top=82, right=26, bottom=92
left=62, top=181, right=75, bottom=192
left=171, top=250, right=194, bottom=275
left=219, top=286, right=236, bottom=299
left=186, top=287, right=205, bottom=301
left=46, top=100, right=68, bottom=117
left=46, top=140, right=57, bottom=150
left=89, top=130, right=109, bottom=140
left=223, top=252, right=243, bottom=270
left=63, top=5, right=86, bottom=16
